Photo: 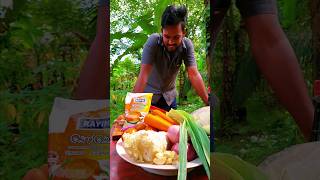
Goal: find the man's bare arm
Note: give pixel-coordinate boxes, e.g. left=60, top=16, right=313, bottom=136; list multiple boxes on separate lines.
left=245, top=14, right=314, bottom=140
left=74, top=5, right=108, bottom=100
left=133, top=64, right=153, bottom=93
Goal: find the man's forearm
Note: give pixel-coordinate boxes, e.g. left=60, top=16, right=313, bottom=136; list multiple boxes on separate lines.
left=133, top=74, right=147, bottom=93
left=189, top=73, right=209, bottom=105
left=246, top=15, right=314, bottom=140
left=74, top=5, right=108, bottom=100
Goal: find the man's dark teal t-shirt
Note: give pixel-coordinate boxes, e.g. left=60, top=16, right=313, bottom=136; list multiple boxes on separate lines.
left=141, top=33, right=197, bottom=106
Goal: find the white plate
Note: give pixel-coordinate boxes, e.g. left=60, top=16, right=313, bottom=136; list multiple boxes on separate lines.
left=116, top=139, right=202, bottom=176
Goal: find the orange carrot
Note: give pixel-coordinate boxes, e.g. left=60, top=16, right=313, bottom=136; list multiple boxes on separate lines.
left=150, top=106, right=167, bottom=113
left=144, top=114, right=172, bottom=131
left=151, top=109, right=178, bottom=125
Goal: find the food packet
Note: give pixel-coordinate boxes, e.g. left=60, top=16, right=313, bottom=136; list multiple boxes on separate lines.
left=48, top=97, right=109, bottom=180
left=124, top=92, right=153, bottom=117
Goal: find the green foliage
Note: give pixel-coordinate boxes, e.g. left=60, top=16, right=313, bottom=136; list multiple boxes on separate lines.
left=232, top=55, right=260, bottom=107
left=178, top=120, right=187, bottom=180
left=153, top=0, right=172, bottom=31
left=278, top=0, right=298, bottom=28
left=111, top=57, right=139, bottom=91
left=213, top=0, right=311, bottom=165
left=215, top=95, right=304, bottom=165
left=213, top=153, right=268, bottom=180
left=110, top=90, right=127, bottom=122
left=0, top=0, right=97, bottom=178
left=0, top=122, right=48, bottom=179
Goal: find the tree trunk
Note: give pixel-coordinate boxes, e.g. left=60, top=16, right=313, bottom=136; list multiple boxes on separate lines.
left=311, top=0, right=320, bottom=80
left=220, top=7, right=237, bottom=136
left=178, top=65, right=187, bottom=104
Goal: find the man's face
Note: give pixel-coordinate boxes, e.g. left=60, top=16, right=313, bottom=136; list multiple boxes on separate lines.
left=162, top=23, right=185, bottom=52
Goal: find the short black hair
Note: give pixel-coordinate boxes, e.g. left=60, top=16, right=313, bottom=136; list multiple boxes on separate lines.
left=161, top=5, right=187, bottom=31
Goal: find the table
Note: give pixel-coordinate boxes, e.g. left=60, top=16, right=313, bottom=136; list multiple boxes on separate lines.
left=110, top=140, right=208, bottom=180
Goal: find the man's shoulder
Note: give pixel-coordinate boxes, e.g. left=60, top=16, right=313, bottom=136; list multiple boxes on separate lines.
left=183, top=37, right=193, bottom=49
left=149, top=33, right=160, bottom=39
left=146, top=33, right=161, bottom=45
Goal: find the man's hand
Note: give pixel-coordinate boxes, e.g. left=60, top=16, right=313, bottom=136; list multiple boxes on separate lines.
left=187, top=66, right=209, bottom=105
left=133, top=64, right=153, bottom=92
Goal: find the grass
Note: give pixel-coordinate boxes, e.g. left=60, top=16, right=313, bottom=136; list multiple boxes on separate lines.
left=0, top=85, right=71, bottom=179
left=214, top=95, right=304, bottom=165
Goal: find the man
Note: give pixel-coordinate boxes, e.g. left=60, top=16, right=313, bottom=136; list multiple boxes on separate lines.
left=133, top=5, right=208, bottom=111
left=212, top=0, right=315, bottom=140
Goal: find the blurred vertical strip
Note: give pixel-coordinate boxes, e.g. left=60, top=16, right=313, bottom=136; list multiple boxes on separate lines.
left=311, top=0, right=320, bottom=141
left=311, top=0, right=320, bottom=80
left=209, top=0, right=231, bottom=152
left=98, top=0, right=111, bottom=176
left=312, top=80, right=320, bottom=141
left=74, top=0, right=109, bottom=100
left=207, top=0, right=215, bottom=153
left=101, top=0, right=110, bottom=99
left=106, top=0, right=111, bottom=177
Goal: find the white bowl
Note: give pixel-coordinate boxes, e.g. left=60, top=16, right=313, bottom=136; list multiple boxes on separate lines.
left=116, top=139, right=202, bottom=176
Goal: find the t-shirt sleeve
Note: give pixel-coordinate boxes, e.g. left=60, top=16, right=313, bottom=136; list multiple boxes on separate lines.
left=184, top=38, right=197, bottom=67
left=141, top=33, right=159, bottom=65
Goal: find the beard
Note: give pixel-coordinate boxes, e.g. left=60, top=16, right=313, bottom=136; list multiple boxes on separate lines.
left=165, top=44, right=178, bottom=52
